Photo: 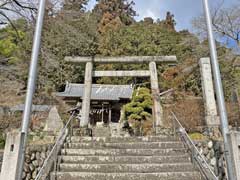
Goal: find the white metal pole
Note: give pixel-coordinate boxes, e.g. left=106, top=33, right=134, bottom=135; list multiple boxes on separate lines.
left=202, top=0, right=235, bottom=179
left=16, top=0, right=46, bottom=179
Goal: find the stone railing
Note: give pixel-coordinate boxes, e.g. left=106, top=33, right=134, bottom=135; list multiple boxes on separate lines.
left=171, top=112, right=218, bottom=180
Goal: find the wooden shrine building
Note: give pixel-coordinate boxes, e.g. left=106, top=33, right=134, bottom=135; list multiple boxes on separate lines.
left=57, top=83, right=134, bottom=125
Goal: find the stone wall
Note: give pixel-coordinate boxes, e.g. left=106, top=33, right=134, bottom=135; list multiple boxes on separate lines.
left=22, top=144, right=53, bottom=180
left=195, top=140, right=227, bottom=180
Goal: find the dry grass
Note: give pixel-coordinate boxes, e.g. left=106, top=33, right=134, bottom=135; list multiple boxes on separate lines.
left=0, top=77, right=25, bottom=106
left=226, top=102, right=240, bottom=127
left=163, top=98, right=205, bottom=133
left=0, top=113, right=22, bottom=132
left=163, top=98, right=240, bottom=133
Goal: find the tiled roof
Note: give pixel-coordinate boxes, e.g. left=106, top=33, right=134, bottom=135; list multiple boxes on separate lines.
left=56, top=83, right=133, bottom=100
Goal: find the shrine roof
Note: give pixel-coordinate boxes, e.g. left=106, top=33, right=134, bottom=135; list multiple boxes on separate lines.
left=56, top=83, right=134, bottom=101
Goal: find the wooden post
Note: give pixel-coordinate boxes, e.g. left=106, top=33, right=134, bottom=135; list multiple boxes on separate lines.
left=80, top=62, right=93, bottom=127
left=109, top=105, right=112, bottom=124
left=101, top=104, right=104, bottom=123
left=149, top=61, right=163, bottom=128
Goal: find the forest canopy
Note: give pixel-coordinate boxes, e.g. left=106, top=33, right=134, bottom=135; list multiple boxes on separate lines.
left=0, top=0, right=239, bottom=101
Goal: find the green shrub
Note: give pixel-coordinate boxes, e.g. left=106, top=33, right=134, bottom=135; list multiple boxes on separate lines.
left=0, top=134, right=5, bottom=149
left=124, top=87, right=153, bottom=121
left=123, top=87, right=154, bottom=135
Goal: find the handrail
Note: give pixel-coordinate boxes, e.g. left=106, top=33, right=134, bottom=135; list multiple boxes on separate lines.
left=35, top=113, right=76, bottom=180
left=171, top=111, right=218, bottom=180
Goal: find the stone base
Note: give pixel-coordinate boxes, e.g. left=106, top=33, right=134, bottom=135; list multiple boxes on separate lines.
left=204, top=126, right=222, bottom=139
left=92, top=125, right=111, bottom=137
left=43, top=106, right=63, bottom=134
left=73, top=127, right=92, bottom=137
left=109, top=123, right=121, bottom=137
left=155, top=126, right=173, bottom=136
left=96, top=122, right=104, bottom=127
left=206, top=115, right=220, bottom=128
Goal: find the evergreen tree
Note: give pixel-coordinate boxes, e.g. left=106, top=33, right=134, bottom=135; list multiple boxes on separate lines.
left=63, top=0, right=89, bottom=11
left=157, top=11, right=176, bottom=31
left=93, top=0, right=136, bottom=33
left=60, top=0, right=89, bottom=20
left=123, top=87, right=153, bottom=135
left=163, top=12, right=176, bottom=31
left=124, top=87, right=153, bottom=121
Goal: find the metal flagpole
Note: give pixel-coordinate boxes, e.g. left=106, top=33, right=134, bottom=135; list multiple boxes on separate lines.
left=16, top=0, right=46, bottom=179
left=202, top=0, right=235, bottom=179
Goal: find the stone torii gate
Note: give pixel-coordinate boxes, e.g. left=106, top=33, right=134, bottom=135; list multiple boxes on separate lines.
left=65, top=56, right=177, bottom=130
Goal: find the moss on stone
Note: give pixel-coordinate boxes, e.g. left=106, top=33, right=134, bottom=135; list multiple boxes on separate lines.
left=189, top=132, right=208, bottom=141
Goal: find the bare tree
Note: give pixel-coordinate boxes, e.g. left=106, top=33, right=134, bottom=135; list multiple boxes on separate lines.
left=192, top=1, right=240, bottom=47
left=0, top=0, right=38, bottom=26
left=0, top=0, right=63, bottom=27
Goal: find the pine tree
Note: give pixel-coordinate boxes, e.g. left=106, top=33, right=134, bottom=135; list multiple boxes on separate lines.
left=63, top=0, right=89, bottom=11
left=160, top=11, right=176, bottom=31
left=93, top=0, right=136, bottom=33
left=61, top=0, right=89, bottom=19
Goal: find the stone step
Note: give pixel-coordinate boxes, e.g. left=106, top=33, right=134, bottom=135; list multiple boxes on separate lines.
left=60, top=155, right=191, bottom=164
left=92, top=126, right=111, bottom=137
left=59, top=163, right=196, bottom=173
left=64, top=141, right=184, bottom=149
left=67, top=136, right=178, bottom=143
left=61, top=148, right=187, bottom=156
left=51, top=172, right=202, bottom=180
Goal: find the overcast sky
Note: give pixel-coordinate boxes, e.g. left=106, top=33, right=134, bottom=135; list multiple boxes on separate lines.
left=87, top=0, right=239, bottom=31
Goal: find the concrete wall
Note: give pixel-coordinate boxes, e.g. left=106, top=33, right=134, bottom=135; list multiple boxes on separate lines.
left=0, top=130, right=22, bottom=180
left=0, top=132, right=53, bottom=180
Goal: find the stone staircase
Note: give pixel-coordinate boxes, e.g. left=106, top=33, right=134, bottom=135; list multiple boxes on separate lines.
left=92, top=125, right=111, bottom=137
left=50, top=136, right=202, bottom=180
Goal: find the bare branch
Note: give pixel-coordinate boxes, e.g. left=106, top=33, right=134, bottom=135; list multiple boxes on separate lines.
left=192, top=2, right=240, bottom=48
left=12, top=0, right=37, bottom=11
left=0, top=10, right=20, bottom=38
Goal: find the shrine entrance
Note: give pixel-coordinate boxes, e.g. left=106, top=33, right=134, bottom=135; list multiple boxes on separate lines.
left=65, top=56, right=177, bottom=130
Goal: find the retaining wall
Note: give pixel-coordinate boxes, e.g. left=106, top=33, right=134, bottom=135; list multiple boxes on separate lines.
left=22, top=144, right=53, bottom=180
left=195, top=140, right=227, bottom=180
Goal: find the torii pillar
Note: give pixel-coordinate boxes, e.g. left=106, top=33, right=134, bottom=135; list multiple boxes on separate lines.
left=149, top=61, right=163, bottom=128
left=199, top=58, right=220, bottom=136
left=80, top=62, right=93, bottom=127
